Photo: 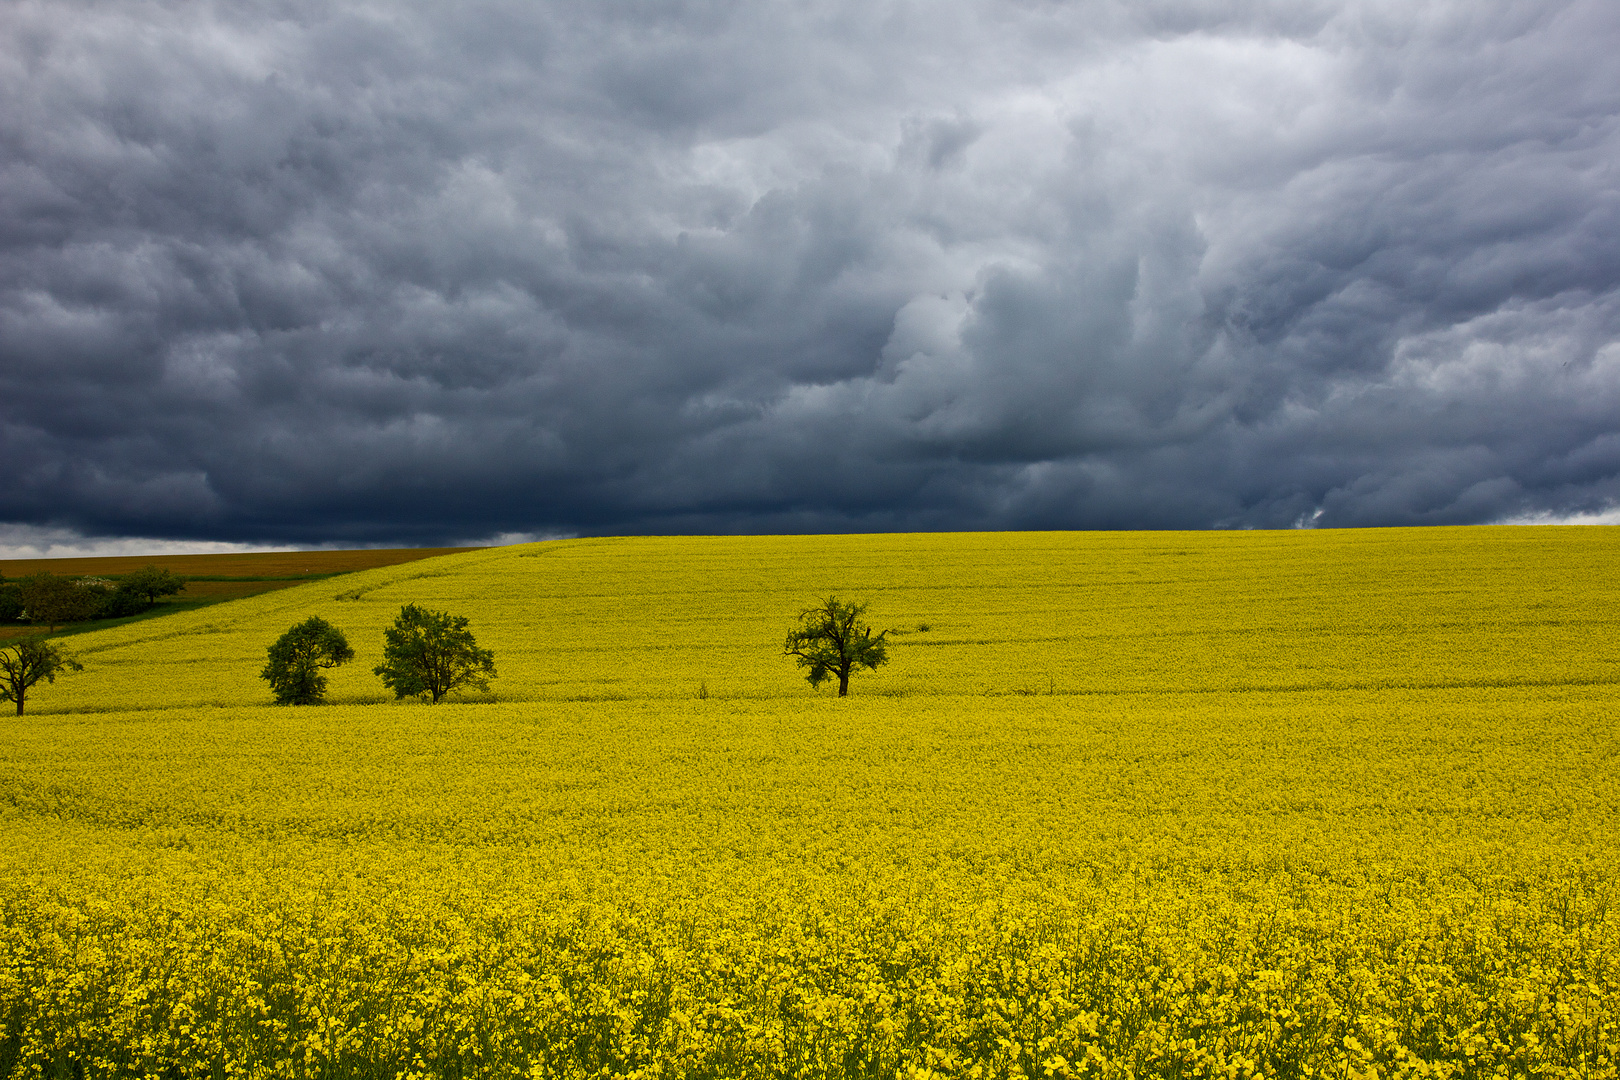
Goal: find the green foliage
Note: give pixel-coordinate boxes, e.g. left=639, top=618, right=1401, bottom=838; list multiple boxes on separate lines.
left=116, top=565, right=187, bottom=607
left=0, top=637, right=82, bottom=715
left=260, top=616, right=355, bottom=705
left=96, top=584, right=150, bottom=619
left=374, top=603, right=495, bottom=704
left=0, top=575, right=22, bottom=623
left=784, top=596, right=889, bottom=697
left=18, top=574, right=103, bottom=629
left=0, top=567, right=185, bottom=627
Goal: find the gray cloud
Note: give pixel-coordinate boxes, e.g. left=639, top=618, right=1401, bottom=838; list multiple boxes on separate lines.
left=2, top=0, right=1617, bottom=545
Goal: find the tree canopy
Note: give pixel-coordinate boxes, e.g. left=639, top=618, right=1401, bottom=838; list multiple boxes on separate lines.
left=784, top=596, right=890, bottom=697
left=260, top=615, right=355, bottom=705
left=118, top=566, right=187, bottom=606
left=18, top=574, right=103, bottom=629
left=0, top=637, right=82, bottom=716
left=373, top=604, right=496, bottom=704
left=0, top=575, right=22, bottom=623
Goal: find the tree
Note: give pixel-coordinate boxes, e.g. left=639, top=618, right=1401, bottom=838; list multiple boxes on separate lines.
left=62, top=576, right=127, bottom=619
left=96, top=567, right=186, bottom=619
left=783, top=596, right=890, bottom=697
left=374, top=604, right=495, bottom=704
left=260, top=616, right=355, bottom=705
left=117, top=566, right=187, bottom=608
left=19, top=574, right=103, bottom=630
left=0, top=575, right=22, bottom=623
left=96, top=584, right=151, bottom=620
left=0, top=637, right=82, bottom=716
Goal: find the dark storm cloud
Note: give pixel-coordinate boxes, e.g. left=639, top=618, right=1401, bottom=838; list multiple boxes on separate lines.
left=2, top=0, right=1617, bottom=545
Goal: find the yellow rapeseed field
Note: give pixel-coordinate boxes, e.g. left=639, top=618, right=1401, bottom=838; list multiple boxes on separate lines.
left=2, top=528, right=1617, bottom=1078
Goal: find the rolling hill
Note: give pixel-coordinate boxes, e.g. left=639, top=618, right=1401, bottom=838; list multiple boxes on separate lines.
left=3, top=527, right=1616, bottom=1078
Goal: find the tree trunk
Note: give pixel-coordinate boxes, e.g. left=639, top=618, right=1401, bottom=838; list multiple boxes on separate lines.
left=837, top=669, right=849, bottom=697
left=14, top=693, right=22, bottom=716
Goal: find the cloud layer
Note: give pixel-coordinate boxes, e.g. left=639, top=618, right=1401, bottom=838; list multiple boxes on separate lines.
left=3, top=0, right=1618, bottom=544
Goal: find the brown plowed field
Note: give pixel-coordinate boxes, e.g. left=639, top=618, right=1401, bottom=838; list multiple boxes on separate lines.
left=0, top=547, right=480, bottom=580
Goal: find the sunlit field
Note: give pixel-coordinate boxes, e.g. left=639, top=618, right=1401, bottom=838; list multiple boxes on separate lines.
left=3, top=528, right=1617, bottom=1078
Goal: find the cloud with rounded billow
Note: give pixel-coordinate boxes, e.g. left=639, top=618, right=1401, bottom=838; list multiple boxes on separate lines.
left=2, top=0, right=1617, bottom=546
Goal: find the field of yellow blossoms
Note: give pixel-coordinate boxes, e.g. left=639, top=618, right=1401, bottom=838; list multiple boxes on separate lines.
left=2, top=527, right=1617, bottom=1078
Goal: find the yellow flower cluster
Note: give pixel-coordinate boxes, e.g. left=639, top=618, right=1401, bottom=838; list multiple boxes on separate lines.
left=3, top=858, right=1615, bottom=1078
left=1, top=526, right=1616, bottom=1076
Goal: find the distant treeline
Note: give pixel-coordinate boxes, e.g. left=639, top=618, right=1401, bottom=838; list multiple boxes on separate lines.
left=0, top=567, right=186, bottom=629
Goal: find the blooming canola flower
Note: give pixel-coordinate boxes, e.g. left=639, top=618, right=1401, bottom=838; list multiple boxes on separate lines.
left=1, top=527, right=1617, bottom=1077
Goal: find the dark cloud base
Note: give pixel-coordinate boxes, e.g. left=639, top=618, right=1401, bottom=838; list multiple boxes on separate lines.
left=3, top=1, right=1618, bottom=546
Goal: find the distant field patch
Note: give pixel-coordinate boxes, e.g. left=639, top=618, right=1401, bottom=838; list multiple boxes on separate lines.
left=0, top=546, right=481, bottom=639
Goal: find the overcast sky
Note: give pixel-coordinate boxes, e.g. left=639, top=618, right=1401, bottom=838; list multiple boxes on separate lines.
left=3, top=0, right=1618, bottom=551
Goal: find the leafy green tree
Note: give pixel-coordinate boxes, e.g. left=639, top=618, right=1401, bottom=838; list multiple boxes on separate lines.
left=0, top=575, right=22, bottom=623
left=784, top=596, right=890, bottom=697
left=19, top=574, right=103, bottom=630
left=0, top=637, right=82, bottom=716
left=374, top=604, right=495, bottom=704
left=96, top=585, right=150, bottom=619
left=117, top=566, right=187, bottom=608
left=260, top=616, right=355, bottom=705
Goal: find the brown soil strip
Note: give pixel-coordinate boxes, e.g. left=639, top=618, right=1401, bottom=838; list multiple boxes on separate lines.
left=0, top=547, right=481, bottom=580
